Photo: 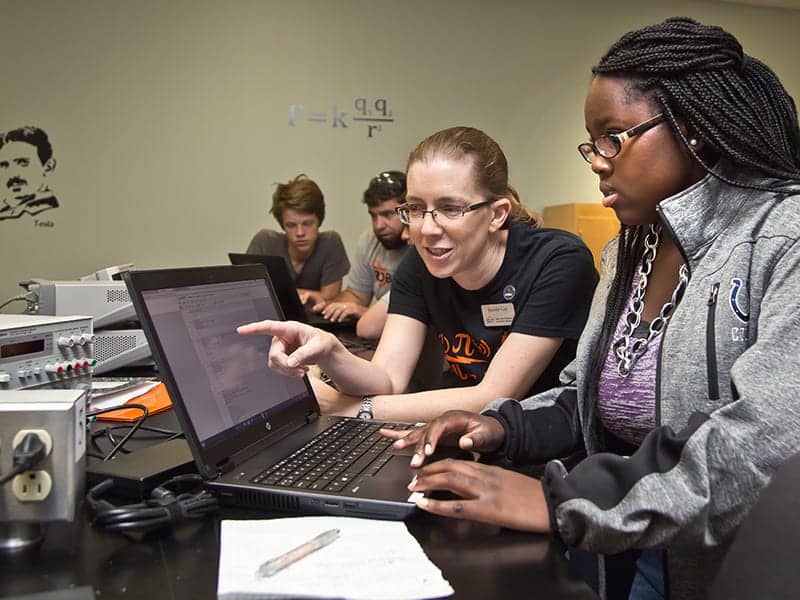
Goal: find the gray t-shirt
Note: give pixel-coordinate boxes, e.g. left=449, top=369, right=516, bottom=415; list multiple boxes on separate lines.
left=347, top=228, right=408, bottom=301
left=246, top=229, right=350, bottom=290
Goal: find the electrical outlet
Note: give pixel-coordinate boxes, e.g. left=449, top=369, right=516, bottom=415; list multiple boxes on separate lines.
left=12, top=470, right=53, bottom=502
left=10, top=430, right=54, bottom=502
left=0, top=389, right=85, bottom=523
left=12, top=429, right=53, bottom=457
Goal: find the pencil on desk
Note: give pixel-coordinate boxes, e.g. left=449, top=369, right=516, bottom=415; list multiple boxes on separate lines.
left=255, top=528, right=340, bottom=578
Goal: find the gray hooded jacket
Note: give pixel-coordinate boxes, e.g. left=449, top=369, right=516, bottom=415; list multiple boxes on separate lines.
left=485, top=168, right=800, bottom=599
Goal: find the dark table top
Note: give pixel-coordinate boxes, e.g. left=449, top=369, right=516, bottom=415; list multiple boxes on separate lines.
left=0, top=387, right=597, bottom=599
left=0, top=503, right=596, bottom=600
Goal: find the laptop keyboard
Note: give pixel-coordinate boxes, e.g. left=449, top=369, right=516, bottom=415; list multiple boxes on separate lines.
left=251, top=419, right=408, bottom=493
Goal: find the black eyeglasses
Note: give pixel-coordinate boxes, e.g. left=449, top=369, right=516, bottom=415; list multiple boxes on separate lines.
left=577, top=113, right=665, bottom=163
left=395, top=199, right=494, bottom=225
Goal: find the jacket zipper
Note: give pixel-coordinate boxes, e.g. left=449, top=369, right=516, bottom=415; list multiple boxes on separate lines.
left=654, top=211, right=692, bottom=427
left=706, top=283, right=720, bottom=401
left=656, top=211, right=692, bottom=427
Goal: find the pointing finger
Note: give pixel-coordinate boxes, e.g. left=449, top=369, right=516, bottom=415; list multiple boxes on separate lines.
left=237, top=319, right=289, bottom=336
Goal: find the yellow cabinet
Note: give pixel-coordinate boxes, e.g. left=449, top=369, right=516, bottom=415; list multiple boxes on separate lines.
left=542, top=203, right=620, bottom=271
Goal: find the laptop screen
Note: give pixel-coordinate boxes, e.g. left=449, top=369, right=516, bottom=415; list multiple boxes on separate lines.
left=228, top=253, right=308, bottom=323
left=140, top=277, right=310, bottom=448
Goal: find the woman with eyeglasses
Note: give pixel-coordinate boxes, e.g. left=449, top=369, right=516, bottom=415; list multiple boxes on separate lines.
left=246, top=174, right=350, bottom=308
left=239, top=126, right=598, bottom=422
left=386, top=17, right=800, bottom=600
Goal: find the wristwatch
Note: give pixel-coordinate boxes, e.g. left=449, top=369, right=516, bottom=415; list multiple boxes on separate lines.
left=357, top=396, right=374, bottom=420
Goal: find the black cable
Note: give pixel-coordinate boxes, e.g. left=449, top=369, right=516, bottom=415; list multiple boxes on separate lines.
left=88, top=421, right=182, bottom=459
left=119, top=424, right=181, bottom=437
left=106, top=424, right=180, bottom=443
left=0, top=294, right=29, bottom=312
left=86, top=404, right=148, bottom=461
left=106, top=426, right=124, bottom=450
left=86, top=473, right=218, bottom=534
left=0, top=433, right=47, bottom=485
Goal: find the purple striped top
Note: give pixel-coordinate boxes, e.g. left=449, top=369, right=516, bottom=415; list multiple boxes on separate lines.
left=597, top=270, right=661, bottom=446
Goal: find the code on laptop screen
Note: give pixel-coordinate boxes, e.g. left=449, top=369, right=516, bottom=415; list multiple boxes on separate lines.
left=142, top=279, right=309, bottom=446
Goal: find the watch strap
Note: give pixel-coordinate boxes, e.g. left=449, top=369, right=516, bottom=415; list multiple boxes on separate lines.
left=357, top=396, right=374, bottom=420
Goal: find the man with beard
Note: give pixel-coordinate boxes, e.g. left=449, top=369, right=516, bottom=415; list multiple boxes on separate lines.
left=0, top=126, right=59, bottom=221
left=316, top=171, right=408, bottom=332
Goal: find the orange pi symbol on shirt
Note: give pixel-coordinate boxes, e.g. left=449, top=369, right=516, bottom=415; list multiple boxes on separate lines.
left=439, top=332, right=491, bottom=381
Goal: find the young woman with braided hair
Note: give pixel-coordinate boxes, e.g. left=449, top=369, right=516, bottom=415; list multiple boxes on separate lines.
left=385, top=17, right=800, bottom=600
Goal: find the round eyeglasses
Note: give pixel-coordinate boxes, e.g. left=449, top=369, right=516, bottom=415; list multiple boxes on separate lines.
left=577, top=113, right=665, bottom=163
left=395, top=199, right=494, bottom=225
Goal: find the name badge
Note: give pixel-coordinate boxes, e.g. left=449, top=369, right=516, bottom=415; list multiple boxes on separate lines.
left=481, top=303, right=515, bottom=327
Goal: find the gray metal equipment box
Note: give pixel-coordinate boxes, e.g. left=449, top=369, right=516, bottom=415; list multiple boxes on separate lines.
left=0, top=389, right=87, bottom=523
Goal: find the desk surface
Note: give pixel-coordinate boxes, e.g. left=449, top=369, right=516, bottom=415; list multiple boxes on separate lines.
left=0, top=397, right=596, bottom=600
left=0, top=506, right=596, bottom=600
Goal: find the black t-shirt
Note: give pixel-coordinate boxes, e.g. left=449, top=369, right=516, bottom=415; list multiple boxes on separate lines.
left=389, top=220, right=598, bottom=397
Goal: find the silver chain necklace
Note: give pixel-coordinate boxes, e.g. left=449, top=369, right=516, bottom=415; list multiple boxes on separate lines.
left=613, top=224, right=689, bottom=377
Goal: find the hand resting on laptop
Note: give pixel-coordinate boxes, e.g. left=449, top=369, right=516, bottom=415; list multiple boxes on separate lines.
left=379, top=411, right=551, bottom=532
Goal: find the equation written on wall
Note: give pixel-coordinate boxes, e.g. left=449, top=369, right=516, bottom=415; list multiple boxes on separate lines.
left=288, top=98, right=394, bottom=138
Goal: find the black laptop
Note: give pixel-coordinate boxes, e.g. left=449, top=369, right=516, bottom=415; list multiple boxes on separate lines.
left=124, top=265, right=443, bottom=519
left=228, top=252, right=355, bottom=332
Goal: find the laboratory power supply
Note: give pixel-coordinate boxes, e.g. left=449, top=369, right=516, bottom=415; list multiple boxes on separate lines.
left=0, top=314, right=95, bottom=391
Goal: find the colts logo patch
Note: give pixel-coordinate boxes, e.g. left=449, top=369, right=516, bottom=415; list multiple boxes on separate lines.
left=729, top=278, right=750, bottom=323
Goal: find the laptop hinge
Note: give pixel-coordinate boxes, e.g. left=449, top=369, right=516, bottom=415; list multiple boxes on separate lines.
left=306, top=411, right=319, bottom=424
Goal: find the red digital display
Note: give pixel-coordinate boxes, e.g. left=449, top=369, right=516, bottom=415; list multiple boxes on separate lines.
left=0, top=339, right=45, bottom=358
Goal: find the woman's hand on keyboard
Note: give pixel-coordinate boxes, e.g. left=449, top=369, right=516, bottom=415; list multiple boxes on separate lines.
left=407, top=459, right=551, bottom=533
left=380, top=410, right=505, bottom=468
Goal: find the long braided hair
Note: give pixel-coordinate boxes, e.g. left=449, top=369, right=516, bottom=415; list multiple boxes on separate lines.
left=587, top=17, right=800, bottom=403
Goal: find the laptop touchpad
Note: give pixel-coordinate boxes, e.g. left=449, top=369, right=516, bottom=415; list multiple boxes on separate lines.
left=390, top=444, right=415, bottom=457
left=379, top=454, right=414, bottom=479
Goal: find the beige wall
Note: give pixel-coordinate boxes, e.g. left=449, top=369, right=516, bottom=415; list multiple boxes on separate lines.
left=2, top=0, right=799, bottom=305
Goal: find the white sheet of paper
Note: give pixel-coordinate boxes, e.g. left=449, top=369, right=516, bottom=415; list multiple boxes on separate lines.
left=90, top=380, right=159, bottom=410
left=217, top=516, right=454, bottom=599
